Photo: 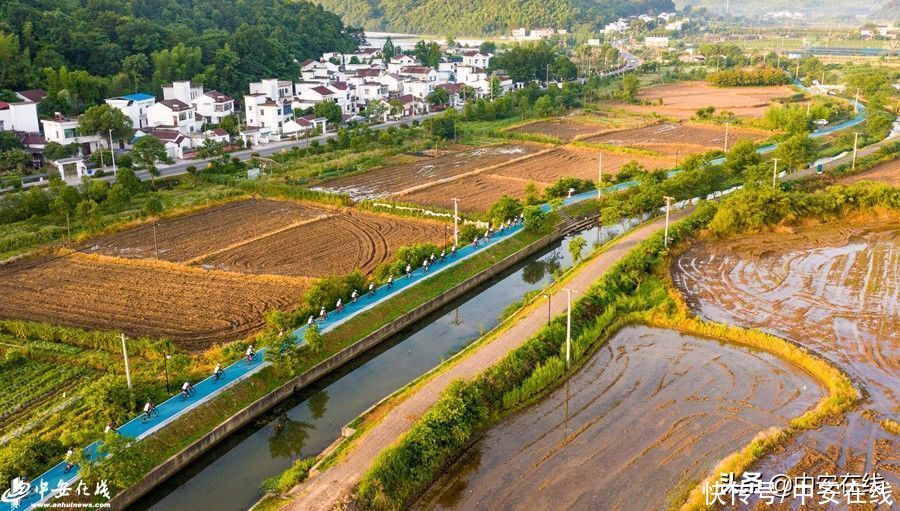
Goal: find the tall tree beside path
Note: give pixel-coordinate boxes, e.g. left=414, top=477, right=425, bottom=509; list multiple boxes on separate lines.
left=78, top=104, right=134, bottom=169
left=130, top=136, right=168, bottom=184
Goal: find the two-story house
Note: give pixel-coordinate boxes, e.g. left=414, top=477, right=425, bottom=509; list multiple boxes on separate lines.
left=400, top=66, right=439, bottom=82
left=41, top=113, right=102, bottom=155
left=105, top=93, right=156, bottom=130
left=193, top=90, right=234, bottom=124
left=462, top=51, right=492, bottom=69
left=146, top=99, right=202, bottom=134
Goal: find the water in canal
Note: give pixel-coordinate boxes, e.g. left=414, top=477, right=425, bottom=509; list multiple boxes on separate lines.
left=136, top=218, right=644, bottom=511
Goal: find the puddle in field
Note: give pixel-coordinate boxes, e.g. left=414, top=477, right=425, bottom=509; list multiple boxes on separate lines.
left=672, top=218, right=900, bottom=508
left=414, top=325, right=822, bottom=511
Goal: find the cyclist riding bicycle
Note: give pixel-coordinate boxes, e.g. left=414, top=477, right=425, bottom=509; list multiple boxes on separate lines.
left=245, top=345, right=256, bottom=363
left=143, top=400, right=156, bottom=420
left=181, top=380, right=194, bottom=398
left=213, top=364, right=224, bottom=382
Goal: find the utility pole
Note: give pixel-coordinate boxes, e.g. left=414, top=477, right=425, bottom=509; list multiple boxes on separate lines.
left=564, top=288, right=573, bottom=368
left=597, top=153, right=603, bottom=200
left=65, top=210, right=71, bottom=245
left=663, top=196, right=674, bottom=248
left=675, top=148, right=680, bottom=168
left=772, top=158, right=780, bottom=187
left=546, top=64, right=550, bottom=85
left=152, top=223, right=160, bottom=259
left=852, top=132, right=859, bottom=171
left=164, top=353, right=171, bottom=393
left=121, top=333, right=132, bottom=390
left=723, top=124, right=729, bottom=152
left=109, top=129, right=117, bottom=175
left=543, top=293, right=551, bottom=327
left=451, top=198, right=460, bottom=246
left=795, top=59, right=801, bottom=81
left=854, top=88, right=860, bottom=109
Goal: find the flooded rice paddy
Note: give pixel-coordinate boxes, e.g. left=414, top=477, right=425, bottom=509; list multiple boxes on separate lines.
left=672, top=216, right=900, bottom=507
left=415, top=325, right=822, bottom=510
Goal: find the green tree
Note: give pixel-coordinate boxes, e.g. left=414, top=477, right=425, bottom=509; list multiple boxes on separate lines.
left=78, top=104, right=134, bottom=168
left=151, top=44, right=203, bottom=87
left=131, top=136, right=168, bottom=181
left=568, top=236, right=586, bottom=263
left=0, top=149, right=30, bottom=170
left=121, top=54, right=150, bottom=91
left=313, top=101, right=343, bottom=124
left=489, top=195, right=523, bottom=226
left=0, top=131, right=22, bottom=152
left=382, top=37, right=396, bottom=62
left=21, top=187, right=50, bottom=217
left=43, top=142, right=79, bottom=161
left=773, top=132, right=814, bottom=172
left=523, top=205, right=549, bottom=232
left=115, top=167, right=144, bottom=195
left=479, top=41, right=496, bottom=54
left=107, top=183, right=131, bottom=211
left=427, top=87, right=450, bottom=106
left=75, top=199, right=101, bottom=229
left=304, top=324, right=324, bottom=353
left=725, top=139, right=761, bottom=175
left=533, top=96, right=553, bottom=117
left=616, top=74, right=640, bottom=102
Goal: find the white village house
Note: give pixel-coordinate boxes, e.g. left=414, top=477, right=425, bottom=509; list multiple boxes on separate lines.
left=105, top=93, right=156, bottom=131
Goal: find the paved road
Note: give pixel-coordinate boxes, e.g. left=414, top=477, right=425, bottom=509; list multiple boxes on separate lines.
left=283, top=208, right=693, bottom=511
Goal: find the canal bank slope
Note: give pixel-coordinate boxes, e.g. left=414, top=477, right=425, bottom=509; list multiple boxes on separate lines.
left=282, top=209, right=693, bottom=511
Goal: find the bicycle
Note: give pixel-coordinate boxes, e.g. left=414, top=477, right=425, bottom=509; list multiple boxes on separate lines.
left=179, top=387, right=195, bottom=401
left=244, top=352, right=258, bottom=365
left=140, top=407, right=160, bottom=424
left=213, top=370, right=225, bottom=383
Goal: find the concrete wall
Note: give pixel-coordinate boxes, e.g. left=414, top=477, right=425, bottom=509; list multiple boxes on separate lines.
left=111, top=227, right=570, bottom=510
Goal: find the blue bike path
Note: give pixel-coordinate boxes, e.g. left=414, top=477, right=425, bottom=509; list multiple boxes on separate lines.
left=2, top=82, right=869, bottom=511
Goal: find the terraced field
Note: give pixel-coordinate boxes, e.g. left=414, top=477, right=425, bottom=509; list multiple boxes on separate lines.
left=415, top=326, right=822, bottom=510
left=610, top=81, right=796, bottom=119
left=672, top=215, right=900, bottom=504
left=583, top=122, right=770, bottom=154
left=0, top=253, right=310, bottom=351
left=82, top=199, right=336, bottom=263
left=197, top=210, right=449, bottom=277
left=507, top=117, right=608, bottom=141
left=491, top=145, right=678, bottom=183
left=392, top=174, right=546, bottom=214
left=312, top=144, right=546, bottom=201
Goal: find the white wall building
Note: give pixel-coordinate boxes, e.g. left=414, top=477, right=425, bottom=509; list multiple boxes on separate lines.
left=146, top=99, right=201, bottom=134
left=162, top=81, right=203, bottom=104
left=193, top=91, right=234, bottom=124
left=41, top=113, right=102, bottom=154
left=105, top=93, right=156, bottom=130
left=461, top=51, right=491, bottom=68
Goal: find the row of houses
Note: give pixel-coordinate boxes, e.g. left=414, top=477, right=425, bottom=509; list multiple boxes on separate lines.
left=2, top=45, right=517, bottom=174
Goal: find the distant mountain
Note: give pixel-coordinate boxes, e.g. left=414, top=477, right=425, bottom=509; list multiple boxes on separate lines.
left=314, top=0, right=675, bottom=36
left=676, top=0, right=886, bottom=19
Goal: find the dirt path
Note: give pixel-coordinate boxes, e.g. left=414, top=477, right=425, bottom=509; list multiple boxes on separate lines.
left=282, top=210, right=691, bottom=511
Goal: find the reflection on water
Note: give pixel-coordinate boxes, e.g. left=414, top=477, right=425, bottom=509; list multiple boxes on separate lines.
left=139, top=217, right=642, bottom=511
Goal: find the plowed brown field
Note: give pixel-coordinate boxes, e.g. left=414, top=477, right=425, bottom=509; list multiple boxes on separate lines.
left=82, top=199, right=335, bottom=263
left=508, top=118, right=606, bottom=141
left=197, top=210, right=449, bottom=277
left=415, top=325, right=822, bottom=510
left=584, top=122, right=769, bottom=152
left=839, top=157, right=900, bottom=186
left=610, top=81, right=795, bottom=119
left=491, top=146, right=678, bottom=183
left=312, top=144, right=545, bottom=201
left=392, top=174, right=546, bottom=214
left=672, top=215, right=900, bottom=506
left=0, top=252, right=310, bottom=351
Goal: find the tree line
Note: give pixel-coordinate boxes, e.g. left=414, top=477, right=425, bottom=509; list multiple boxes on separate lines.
left=0, top=0, right=362, bottom=111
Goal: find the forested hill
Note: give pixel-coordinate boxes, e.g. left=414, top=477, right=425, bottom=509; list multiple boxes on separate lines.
left=314, top=0, right=675, bottom=36
left=0, top=0, right=362, bottom=110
